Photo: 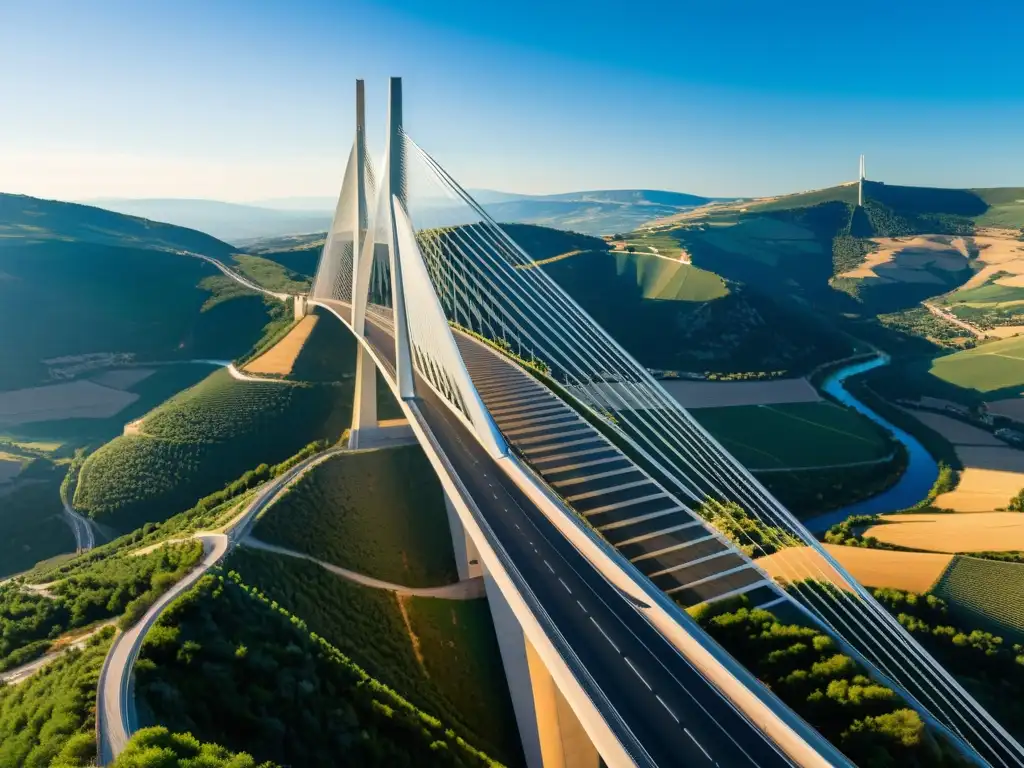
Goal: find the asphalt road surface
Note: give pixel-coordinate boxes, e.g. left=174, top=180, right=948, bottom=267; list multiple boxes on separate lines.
left=359, top=316, right=794, bottom=768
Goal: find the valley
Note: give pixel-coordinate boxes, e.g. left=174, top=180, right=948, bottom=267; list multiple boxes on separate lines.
left=3, top=174, right=1024, bottom=766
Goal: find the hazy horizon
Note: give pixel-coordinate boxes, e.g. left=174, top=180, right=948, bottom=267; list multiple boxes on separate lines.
left=3, top=0, right=1023, bottom=203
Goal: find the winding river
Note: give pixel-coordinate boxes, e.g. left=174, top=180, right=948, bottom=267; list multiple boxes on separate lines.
left=802, top=354, right=939, bottom=533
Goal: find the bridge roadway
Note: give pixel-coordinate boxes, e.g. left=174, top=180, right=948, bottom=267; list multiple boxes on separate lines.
left=322, top=301, right=793, bottom=768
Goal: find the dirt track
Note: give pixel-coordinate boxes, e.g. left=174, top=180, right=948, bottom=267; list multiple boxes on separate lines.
left=244, top=315, right=318, bottom=376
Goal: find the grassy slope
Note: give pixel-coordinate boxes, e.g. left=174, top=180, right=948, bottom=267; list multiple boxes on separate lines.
left=0, top=193, right=233, bottom=256
left=932, top=556, right=1024, bottom=642
left=230, top=253, right=311, bottom=293
left=692, top=402, right=894, bottom=469
left=928, top=335, right=1024, bottom=397
left=74, top=369, right=353, bottom=530
left=543, top=249, right=851, bottom=374
left=0, top=628, right=114, bottom=768
left=253, top=445, right=458, bottom=587
left=225, top=548, right=521, bottom=765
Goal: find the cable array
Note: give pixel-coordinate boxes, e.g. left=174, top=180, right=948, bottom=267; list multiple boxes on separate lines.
left=397, top=131, right=1024, bottom=767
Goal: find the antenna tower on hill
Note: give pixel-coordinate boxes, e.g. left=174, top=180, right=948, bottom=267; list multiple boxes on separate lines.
left=858, top=154, right=866, bottom=206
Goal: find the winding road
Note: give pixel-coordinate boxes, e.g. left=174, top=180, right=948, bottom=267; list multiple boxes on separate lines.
left=95, top=445, right=345, bottom=765
left=243, top=537, right=486, bottom=599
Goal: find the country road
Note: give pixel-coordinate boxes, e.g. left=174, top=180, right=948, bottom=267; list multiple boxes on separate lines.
left=924, top=301, right=984, bottom=338
left=95, top=445, right=344, bottom=765
left=62, top=495, right=95, bottom=551
left=243, top=537, right=486, bottom=598
left=177, top=251, right=292, bottom=302
left=0, top=621, right=115, bottom=685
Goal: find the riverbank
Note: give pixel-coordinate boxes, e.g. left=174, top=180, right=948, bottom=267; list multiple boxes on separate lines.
left=803, top=355, right=940, bottom=532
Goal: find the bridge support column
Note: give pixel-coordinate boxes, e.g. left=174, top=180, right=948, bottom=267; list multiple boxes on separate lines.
left=294, top=295, right=308, bottom=319
left=445, top=493, right=481, bottom=580
left=484, top=571, right=600, bottom=768
left=348, top=344, right=378, bottom=449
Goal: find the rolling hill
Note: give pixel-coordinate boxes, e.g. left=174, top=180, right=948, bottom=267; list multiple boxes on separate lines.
left=83, top=198, right=333, bottom=245
left=99, top=188, right=721, bottom=246
left=0, top=194, right=277, bottom=391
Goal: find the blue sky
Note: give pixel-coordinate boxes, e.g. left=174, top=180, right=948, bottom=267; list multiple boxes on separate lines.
left=2, top=0, right=1022, bottom=202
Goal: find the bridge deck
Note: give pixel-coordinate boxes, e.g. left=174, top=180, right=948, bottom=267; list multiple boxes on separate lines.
left=313, top=299, right=794, bottom=768
left=457, top=336, right=781, bottom=611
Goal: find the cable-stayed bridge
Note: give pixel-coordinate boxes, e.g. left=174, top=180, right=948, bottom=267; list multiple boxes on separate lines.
left=305, top=79, right=1023, bottom=768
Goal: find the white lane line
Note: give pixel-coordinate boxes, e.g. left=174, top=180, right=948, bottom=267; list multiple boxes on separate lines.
left=559, top=578, right=572, bottom=594
left=492, top=493, right=498, bottom=499
left=656, top=694, right=680, bottom=723
left=576, top=600, right=588, bottom=613
left=590, top=617, right=620, bottom=653
left=514, top=523, right=520, bottom=530
left=544, top=560, right=555, bottom=574
left=685, top=728, right=713, bottom=762
left=624, top=657, right=652, bottom=691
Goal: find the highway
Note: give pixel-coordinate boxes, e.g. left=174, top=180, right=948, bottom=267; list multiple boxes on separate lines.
left=61, top=495, right=95, bottom=551
left=96, top=446, right=346, bottom=765
left=356, top=311, right=796, bottom=768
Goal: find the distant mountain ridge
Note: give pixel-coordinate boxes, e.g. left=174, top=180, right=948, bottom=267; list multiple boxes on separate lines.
left=1, top=193, right=234, bottom=256
left=85, top=187, right=721, bottom=243
left=82, top=198, right=332, bottom=245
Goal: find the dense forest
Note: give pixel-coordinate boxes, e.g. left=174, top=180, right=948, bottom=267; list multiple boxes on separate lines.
left=0, top=628, right=113, bottom=768
left=691, top=599, right=970, bottom=767
left=137, top=571, right=503, bottom=767
left=222, top=548, right=520, bottom=764
left=253, top=446, right=458, bottom=587
left=73, top=370, right=352, bottom=530
left=872, top=586, right=1024, bottom=739
left=0, top=541, right=202, bottom=672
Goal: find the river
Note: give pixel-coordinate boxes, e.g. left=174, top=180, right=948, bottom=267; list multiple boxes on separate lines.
left=803, top=354, right=939, bottom=533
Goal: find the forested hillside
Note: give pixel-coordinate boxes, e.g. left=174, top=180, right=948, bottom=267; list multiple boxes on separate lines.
left=0, top=194, right=279, bottom=390
left=73, top=370, right=354, bottom=530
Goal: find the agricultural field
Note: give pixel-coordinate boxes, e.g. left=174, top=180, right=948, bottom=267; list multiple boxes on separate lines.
left=659, top=377, right=821, bottom=408
left=756, top=544, right=953, bottom=594
left=253, top=445, right=459, bottom=587
left=902, top=409, right=1024, bottom=511
left=691, top=401, right=894, bottom=470
left=929, top=334, right=1024, bottom=395
left=863, top=512, right=1024, bottom=553
left=611, top=250, right=729, bottom=301
left=225, top=547, right=520, bottom=764
left=932, top=556, right=1024, bottom=642
left=74, top=369, right=354, bottom=530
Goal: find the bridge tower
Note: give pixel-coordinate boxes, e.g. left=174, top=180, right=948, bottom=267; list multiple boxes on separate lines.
left=348, top=79, right=381, bottom=449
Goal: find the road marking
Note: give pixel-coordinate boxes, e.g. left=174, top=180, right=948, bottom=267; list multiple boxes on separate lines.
left=624, top=657, right=652, bottom=690
left=492, top=493, right=498, bottom=499
left=559, top=578, right=572, bottom=594
left=544, top=560, right=555, bottom=574
left=685, top=728, right=713, bottom=762
left=513, top=523, right=520, bottom=530
left=577, top=600, right=587, bottom=613
left=590, top=617, right=620, bottom=653
left=656, top=694, right=679, bottom=723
